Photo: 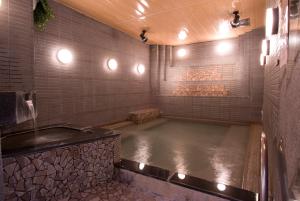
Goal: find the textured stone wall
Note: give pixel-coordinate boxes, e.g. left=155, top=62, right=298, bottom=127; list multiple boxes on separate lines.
left=263, top=0, right=300, bottom=200
left=150, top=29, right=264, bottom=123
left=3, top=136, right=118, bottom=201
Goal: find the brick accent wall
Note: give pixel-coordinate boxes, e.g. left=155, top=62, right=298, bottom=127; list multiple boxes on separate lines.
left=150, top=29, right=265, bottom=123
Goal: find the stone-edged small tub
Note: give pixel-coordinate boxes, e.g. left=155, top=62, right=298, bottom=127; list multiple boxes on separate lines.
left=2, top=125, right=120, bottom=201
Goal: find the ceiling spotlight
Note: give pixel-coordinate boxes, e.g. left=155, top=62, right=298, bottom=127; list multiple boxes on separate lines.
left=137, top=3, right=145, bottom=13
left=266, top=7, right=279, bottom=37
left=230, top=10, right=250, bottom=28
left=261, top=39, right=270, bottom=55
left=57, top=49, right=73, bottom=64
left=140, top=30, right=148, bottom=43
left=107, top=58, right=118, bottom=71
left=178, top=29, right=188, bottom=41
left=140, top=0, right=149, bottom=8
left=219, top=21, right=230, bottom=35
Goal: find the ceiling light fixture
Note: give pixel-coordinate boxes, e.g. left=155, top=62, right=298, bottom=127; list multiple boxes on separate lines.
left=135, top=9, right=142, bottom=16
left=137, top=64, right=146, bottom=74
left=107, top=58, right=118, bottom=71
left=266, top=7, right=279, bottom=37
left=178, top=29, right=188, bottom=41
left=177, top=48, right=187, bottom=58
left=261, top=39, right=270, bottom=55
left=219, top=21, right=230, bottom=35
left=57, top=49, right=73, bottom=64
left=260, top=54, right=266, bottom=66
left=137, top=3, right=145, bottom=13
left=140, top=0, right=149, bottom=8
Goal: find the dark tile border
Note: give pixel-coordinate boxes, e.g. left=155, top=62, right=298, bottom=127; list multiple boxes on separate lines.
left=115, top=159, right=170, bottom=181
left=170, top=173, right=258, bottom=201
left=116, top=159, right=258, bottom=201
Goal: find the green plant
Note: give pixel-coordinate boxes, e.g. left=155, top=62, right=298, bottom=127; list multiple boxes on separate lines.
left=33, top=0, right=54, bottom=31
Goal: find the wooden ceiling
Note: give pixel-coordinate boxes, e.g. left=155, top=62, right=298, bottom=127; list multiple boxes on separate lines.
left=57, top=0, right=266, bottom=45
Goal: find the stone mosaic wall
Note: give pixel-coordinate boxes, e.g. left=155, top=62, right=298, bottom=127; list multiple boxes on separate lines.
left=3, top=136, right=119, bottom=201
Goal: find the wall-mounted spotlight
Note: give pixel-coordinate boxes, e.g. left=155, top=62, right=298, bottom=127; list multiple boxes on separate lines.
left=266, top=7, right=279, bottom=37
left=137, top=64, right=145, bottom=74
left=57, top=49, right=73, bottom=64
left=260, top=54, right=267, bottom=66
left=261, top=39, right=270, bottom=55
left=107, top=58, right=118, bottom=71
left=140, top=30, right=148, bottom=43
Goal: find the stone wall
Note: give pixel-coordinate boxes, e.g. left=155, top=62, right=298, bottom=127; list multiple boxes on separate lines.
left=3, top=136, right=119, bottom=201
left=150, top=29, right=265, bottom=123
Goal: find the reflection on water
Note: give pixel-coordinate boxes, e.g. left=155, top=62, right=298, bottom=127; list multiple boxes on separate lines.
left=133, top=136, right=150, bottom=164
left=211, top=149, right=232, bottom=185
left=173, top=147, right=187, bottom=175
left=121, top=118, right=250, bottom=188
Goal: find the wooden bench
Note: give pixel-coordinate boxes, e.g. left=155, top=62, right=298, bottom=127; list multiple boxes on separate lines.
left=129, top=108, right=160, bottom=124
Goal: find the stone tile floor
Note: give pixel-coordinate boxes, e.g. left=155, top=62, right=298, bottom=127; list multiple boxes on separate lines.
left=59, top=181, right=156, bottom=201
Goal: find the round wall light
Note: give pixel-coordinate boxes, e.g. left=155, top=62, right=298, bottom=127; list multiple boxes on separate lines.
left=261, top=39, right=270, bottom=55
left=107, top=58, right=118, bottom=71
left=177, top=48, right=187, bottom=58
left=137, top=64, right=145, bottom=74
left=265, top=7, right=279, bottom=37
left=217, top=183, right=226, bottom=191
left=57, top=49, right=73, bottom=64
left=216, top=42, right=233, bottom=55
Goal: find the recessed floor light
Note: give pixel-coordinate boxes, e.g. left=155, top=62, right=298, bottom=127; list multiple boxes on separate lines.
left=177, top=173, right=186, bottom=180
left=217, top=183, right=226, bottom=191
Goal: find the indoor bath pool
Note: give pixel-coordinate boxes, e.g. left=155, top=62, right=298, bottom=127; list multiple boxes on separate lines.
left=120, top=118, right=259, bottom=189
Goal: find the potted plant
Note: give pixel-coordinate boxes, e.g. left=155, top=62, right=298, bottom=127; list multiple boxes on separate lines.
left=33, top=0, right=54, bottom=31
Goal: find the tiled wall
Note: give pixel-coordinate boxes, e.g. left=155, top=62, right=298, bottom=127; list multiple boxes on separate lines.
left=33, top=0, right=152, bottom=127
left=0, top=0, right=34, bottom=199
left=263, top=0, right=300, bottom=200
left=150, top=29, right=265, bottom=123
